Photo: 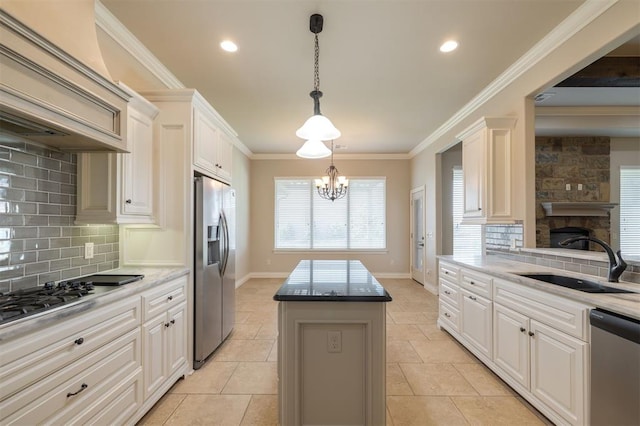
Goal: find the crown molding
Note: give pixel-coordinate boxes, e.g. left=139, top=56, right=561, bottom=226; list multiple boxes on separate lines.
left=251, top=153, right=411, bottom=161
left=409, top=0, right=618, bottom=158
left=536, top=106, right=640, bottom=116
left=95, top=0, right=184, bottom=89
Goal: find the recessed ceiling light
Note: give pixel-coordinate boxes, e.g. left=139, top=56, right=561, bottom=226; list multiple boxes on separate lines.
left=439, top=40, right=458, bottom=53
left=220, top=40, right=238, bottom=52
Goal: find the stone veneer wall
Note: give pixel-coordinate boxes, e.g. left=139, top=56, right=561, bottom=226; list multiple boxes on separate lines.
left=536, top=137, right=611, bottom=250
left=0, top=141, right=119, bottom=292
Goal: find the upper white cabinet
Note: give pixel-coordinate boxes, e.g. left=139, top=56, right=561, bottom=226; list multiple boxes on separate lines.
left=76, top=84, right=159, bottom=224
left=193, top=99, right=233, bottom=182
left=459, top=117, right=518, bottom=224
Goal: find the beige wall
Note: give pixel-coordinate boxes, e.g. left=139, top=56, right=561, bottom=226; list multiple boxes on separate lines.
left=250, top=158, right=411, bottom=276
left=232, top=146, right=251, bottom=284
left=410, top=1, right=639, bottom=287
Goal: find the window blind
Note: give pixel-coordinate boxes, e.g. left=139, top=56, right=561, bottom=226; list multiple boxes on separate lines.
left=620, top=167, right=640, bottom=256
left=452, top=168, right=482, bottom=256
left=275, top=178, right=386, bottom=250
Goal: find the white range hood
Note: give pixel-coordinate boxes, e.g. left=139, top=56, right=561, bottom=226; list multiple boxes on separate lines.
left=0, top=2, right=131, bottom=152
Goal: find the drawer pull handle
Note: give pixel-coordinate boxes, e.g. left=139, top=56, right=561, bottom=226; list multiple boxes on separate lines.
left=469, top=295, right=477, bottom=301
left=444, top=313, right=451, bottom=318
left=74, top=337, right=84, bottom=345
left=469, top=281, right=475, bottom=285
left=528, top=331, right=535, bottom=337
left=167, top=295, right=173, bottom=301
left=444, top=271, right=449, bottom=275
left=125, top=199, right=132, bottom=204
left=67, top=383, right=88, bottom=398
left=444, top=290, right=451, bottom=295
left=520, top=327, right=526, bottom=333
left=170, top=319, right=176, bottom=325
left=165, top=322, right=171, bottom=328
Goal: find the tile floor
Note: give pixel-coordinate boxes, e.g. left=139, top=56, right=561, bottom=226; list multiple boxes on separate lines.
left=139, top=278, right=552, bottom=425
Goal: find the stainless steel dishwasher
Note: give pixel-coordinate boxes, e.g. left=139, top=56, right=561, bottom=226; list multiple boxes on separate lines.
left=589, top=308, right=640, bottom=426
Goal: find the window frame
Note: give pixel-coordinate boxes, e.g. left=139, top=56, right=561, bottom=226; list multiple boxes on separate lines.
left=274, top=176, right=387, bottom=253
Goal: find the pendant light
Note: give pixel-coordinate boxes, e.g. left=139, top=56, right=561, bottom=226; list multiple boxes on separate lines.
left=296, top=14, right=340, bottom=158
left=315, top=141, right=348, bottom=201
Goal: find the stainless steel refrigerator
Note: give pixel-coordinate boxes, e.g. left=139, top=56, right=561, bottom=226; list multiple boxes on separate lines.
left=194, top=175, right=235, bottom=369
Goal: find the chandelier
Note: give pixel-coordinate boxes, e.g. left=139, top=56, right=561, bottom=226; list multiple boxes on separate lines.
left=296, top=14, right=340, bottom=159
left=315, top=141, right=348, bottom=201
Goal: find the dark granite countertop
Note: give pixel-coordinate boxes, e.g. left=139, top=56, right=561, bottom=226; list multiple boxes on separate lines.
left=273, top=260, right=392, bottom=302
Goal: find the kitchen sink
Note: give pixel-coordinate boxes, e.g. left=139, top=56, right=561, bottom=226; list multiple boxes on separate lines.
left=517, top=274, right=635, bottom=294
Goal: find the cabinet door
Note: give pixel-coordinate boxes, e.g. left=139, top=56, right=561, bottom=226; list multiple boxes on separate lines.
left=530, top=320, right=587, bottom=425
left=122, top=107, right=153, bottom=216
left=462, top=129, right=484, bottom=218
left=193, top=107, right=219, bottom=175
left=216, top=131, right=233, bottom=181
left=493, top=303, right=529, bottom=389
left=460, top=289, right=492, bottom=359
left=166, top=302, right=187, bottom=376
left=143, top=315, right=167, bottom=399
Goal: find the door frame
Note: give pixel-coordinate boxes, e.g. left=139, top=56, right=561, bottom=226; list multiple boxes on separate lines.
left=410, top=185, right=426, bottom=285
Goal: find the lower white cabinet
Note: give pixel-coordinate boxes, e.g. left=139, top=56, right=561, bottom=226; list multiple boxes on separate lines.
left=460, top=288, right=492, bottom=360
left=141, top=276, right=188, bottom=402
left=143, top=302, right=187, bottom=399
left=437, top=260, right=591, bottom=426
left=0, top=273, right=189, bottom=425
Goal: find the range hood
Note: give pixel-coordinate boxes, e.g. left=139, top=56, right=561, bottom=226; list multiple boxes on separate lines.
left=0, top=6, right=130, bottom=152
left=541, top=202, right=618, bottom=217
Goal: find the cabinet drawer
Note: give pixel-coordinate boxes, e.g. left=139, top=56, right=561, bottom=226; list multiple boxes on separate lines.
left=142, top=276, right=187, bottom=321
left=460, top=269, right=492, bottom=298
left=1, top=328, right=141, bottom=425
left=0, top=297, right=141, bottom=401
left=439, top=280, right=460, bottom=309
left=439, top=262, right=459, bottom=284
left=494, top=278, right=590, bottom=340
left=439, top=300, right=460, bottom=332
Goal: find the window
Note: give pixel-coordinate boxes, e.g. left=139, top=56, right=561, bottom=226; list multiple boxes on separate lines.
left=275, top=178, right=385, bottom=250
left=452, top=167, right=482, bottom=256
left=620, top=166, right=640, bottom=256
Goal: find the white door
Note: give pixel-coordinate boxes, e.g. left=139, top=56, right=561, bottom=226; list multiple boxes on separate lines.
left=410, top=186, right=425, bottom=284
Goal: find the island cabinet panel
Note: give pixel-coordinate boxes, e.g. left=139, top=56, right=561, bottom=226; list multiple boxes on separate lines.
left=274, top=260, right=391, bottom=426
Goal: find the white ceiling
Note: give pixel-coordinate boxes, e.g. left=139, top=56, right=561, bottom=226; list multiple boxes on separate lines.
left=100, top=0, right=637, bottom=155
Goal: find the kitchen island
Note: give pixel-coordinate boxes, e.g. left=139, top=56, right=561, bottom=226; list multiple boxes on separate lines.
left=274, top=260, right=392, bottom=426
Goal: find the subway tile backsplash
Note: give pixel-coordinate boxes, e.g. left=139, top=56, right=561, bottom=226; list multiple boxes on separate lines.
left=1, top=141, right=119, bottom=292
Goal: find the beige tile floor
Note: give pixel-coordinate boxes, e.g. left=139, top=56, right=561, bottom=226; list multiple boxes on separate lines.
left=139, top=278, right=552, bottom=425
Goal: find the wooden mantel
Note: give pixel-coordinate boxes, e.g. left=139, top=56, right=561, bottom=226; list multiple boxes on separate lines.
left=541, top=202, right=618, bottom=217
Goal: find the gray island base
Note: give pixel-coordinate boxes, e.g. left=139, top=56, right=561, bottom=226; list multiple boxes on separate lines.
left=274, top=260, right=392, bottom=425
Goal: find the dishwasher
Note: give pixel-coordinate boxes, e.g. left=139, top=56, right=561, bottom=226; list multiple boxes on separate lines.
left=589, top=308, right=640, bottom=426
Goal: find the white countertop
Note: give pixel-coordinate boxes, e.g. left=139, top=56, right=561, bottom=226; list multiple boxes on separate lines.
left=0, top=267, right=190, bottom=342
left=439, top=255, right=640, bottom=320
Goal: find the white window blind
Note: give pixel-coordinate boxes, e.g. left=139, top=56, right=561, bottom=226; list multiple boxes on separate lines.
left=275, top=178, right=386, bottom=250
left=452, top=168, right=482, bottom=256
left=620, top=167, right=640, bottom=256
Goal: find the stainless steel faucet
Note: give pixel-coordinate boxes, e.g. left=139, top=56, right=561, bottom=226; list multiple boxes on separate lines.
left=559, top=236, right=627, bottom=282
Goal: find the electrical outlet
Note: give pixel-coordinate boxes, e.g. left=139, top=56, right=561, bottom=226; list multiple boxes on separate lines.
left=327, top=331, right=342, bottom=353
left=84, top=242, right=94, bottom=260
left=565, top=183, right=571, bottom=191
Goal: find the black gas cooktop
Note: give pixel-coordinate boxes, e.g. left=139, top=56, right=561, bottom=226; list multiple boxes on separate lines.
left=0, top=274, right=144, bottom=325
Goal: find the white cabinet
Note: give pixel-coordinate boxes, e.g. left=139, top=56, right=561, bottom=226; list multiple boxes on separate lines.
left=460, top=288, right=493, bottom=360
left=458, top=117, right=518, bottom=224
left=438, top=261, right=591, bottom=426
left=493, top=278, right=589, bottom=426
left=76, top=84, right=159, bottom=224
left=0, top=297, right=142, bottom=425
left=193, top=101, right=233, bottom=182
left=141, top=276, right=188, bottom=400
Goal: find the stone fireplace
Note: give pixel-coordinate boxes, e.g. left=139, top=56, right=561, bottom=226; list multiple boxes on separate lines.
left=536, top=136, right=611, bottom=251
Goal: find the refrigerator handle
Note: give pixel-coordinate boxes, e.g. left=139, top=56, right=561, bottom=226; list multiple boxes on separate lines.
left=220, top=212, right=229, bottom=276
